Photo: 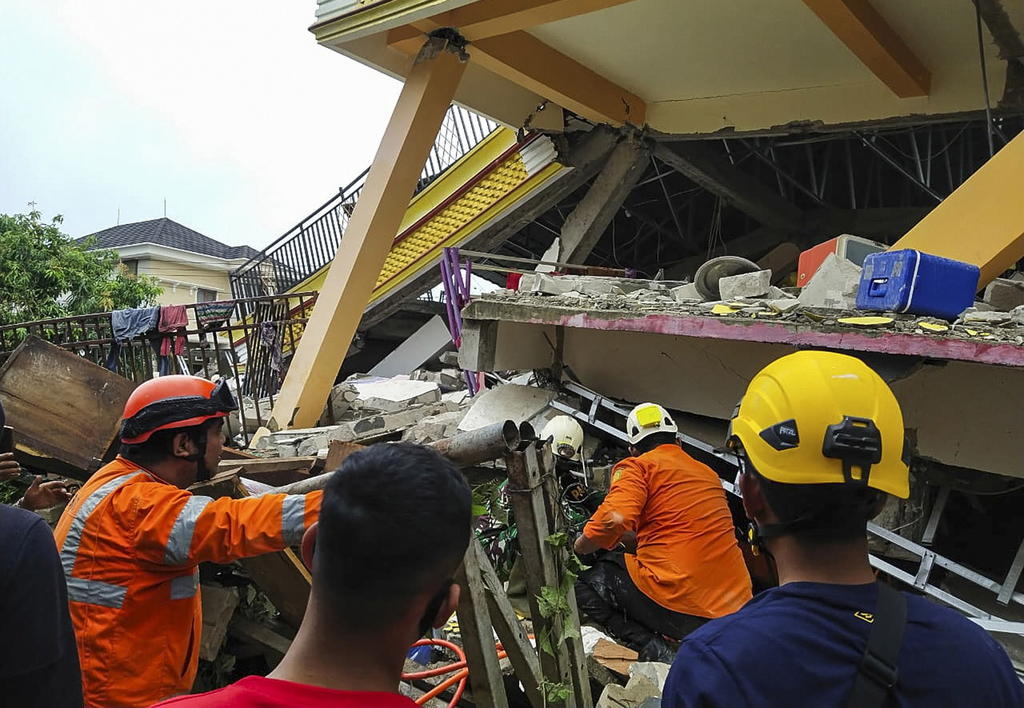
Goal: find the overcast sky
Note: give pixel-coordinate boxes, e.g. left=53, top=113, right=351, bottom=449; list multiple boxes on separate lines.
left=1, top=1, right=401, bottom=249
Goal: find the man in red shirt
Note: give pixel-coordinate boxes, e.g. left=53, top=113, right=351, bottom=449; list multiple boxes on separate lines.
left=152, top=442, right=472, bottom=707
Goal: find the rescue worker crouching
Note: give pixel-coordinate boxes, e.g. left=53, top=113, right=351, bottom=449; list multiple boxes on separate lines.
left=573, top=403, right=752, bottom=662
left=54, top=376, right=323, bottom=708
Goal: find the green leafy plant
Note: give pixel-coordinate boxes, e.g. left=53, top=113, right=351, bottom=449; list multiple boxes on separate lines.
left=535, top=532, right=586, bottom=657
left=0, top=209, right=162, bottom=327
left=540, top=679, right=572, bottom=707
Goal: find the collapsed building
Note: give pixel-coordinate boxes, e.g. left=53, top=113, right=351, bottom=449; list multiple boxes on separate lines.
left=5, top=0, right=1024, bottom=704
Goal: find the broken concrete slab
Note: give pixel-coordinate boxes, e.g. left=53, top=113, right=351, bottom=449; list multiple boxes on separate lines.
left=718, top=269, right=771, bottom=300
left=350, top=379, right=441, bottom=413
left=368, top=315, right=452, bottom=378
left=768, top=299, right=802, bottom=314
left=983, top=278, right=1024, bottom=311
left=596, top=674, right=662, bottom=708
left=798, top=253, right=862, bottom=310
left=961, top=308, right=1013, bottom=325
left=670, top=283, right=702, bottom=302
left=458, top=384, right=556, bottom=432
left=629, top=662, right=671, bottom=693
left=402, top=410, right=466, bottom=444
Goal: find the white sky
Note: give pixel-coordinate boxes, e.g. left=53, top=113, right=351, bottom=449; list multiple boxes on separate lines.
left=0, top=1, right=401, bottom=249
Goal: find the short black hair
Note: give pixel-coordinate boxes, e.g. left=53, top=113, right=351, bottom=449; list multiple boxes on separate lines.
left=754, top=469, right=884, bottom=543
left=314, top=442, right=472, bottom=632
left=120, top=419, right=221, bottom=466
left=631, top=432, right=678, bottom=455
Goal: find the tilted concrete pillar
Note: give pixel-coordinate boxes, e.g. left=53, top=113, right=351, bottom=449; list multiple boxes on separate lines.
left=892, top=131, right=1024, bottom=288
left=269, top=39, right=467, bottom=430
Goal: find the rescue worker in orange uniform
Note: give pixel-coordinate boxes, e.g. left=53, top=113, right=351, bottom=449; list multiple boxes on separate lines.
left=54, top=376, right=323, bottom=708
left=574, top=402, right=752, bottom=662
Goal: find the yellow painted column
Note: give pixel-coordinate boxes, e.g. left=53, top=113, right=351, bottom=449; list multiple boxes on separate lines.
left=268, top=39, right=467, bottom=430
left=892, top=131, right=1024, bottom=288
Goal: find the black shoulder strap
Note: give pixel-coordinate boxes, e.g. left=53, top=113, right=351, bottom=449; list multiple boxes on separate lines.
left=844, top=582, right=908, bottom=708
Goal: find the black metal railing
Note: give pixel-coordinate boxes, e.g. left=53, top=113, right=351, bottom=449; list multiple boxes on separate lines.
left=230, top=105, right=497, bottom=315
left=0, top=293, right=319, bottom=447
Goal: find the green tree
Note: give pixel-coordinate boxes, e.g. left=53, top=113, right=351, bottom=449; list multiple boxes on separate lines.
left=0, top=209, right=163, bottom=326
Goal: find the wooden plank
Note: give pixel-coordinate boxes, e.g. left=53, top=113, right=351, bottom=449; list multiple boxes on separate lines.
left=802, top=0, right=931, bottom=97
left=218, top=457, right=315, bottom=487
left=505, top=444, right=590, bottom=708
left=231, top=478, right=312, bottom=628
left=0, top=336, right=135, bottom=479
left=457, top=543, right=511, bottom=708
left=200, top=584, right=239, bottom=661
left=323, top=439, right=364, bottom=472
left=472, top=540, right=544, bottom=708
left=229, top=615, right=292, bottom=657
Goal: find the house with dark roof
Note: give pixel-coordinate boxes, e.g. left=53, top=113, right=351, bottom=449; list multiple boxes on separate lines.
left=81, top=218, right=259, bottom=306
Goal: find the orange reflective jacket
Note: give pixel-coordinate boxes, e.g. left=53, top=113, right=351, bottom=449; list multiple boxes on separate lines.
left=53, top=457, right=322, bottom=708
left=582, top=444, right=751, bottom=618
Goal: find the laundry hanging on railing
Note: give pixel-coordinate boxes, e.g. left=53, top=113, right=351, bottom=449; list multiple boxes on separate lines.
left=194, top=301, right=235, bottom=331
left=158, top=305, right=188, bottom=356
left=106, top=307, right=160, bottom=371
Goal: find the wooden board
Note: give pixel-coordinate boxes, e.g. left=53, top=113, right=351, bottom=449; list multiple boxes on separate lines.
left=231, top=478, right=312, bottom=628
left=0, top=336, right=135, bottom=479
left=200, top=584, right=239, bottom=661
left=217, top=457, right=315, bottom=487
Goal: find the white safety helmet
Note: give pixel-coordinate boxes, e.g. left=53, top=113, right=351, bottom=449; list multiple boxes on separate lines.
left=625, top=403, right=678, bottom=445
left=541, top=415, right=585, bottom=461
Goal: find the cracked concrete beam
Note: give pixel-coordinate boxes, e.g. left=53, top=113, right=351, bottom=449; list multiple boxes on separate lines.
left=559, top=137, right=651, bottom=264
left=653, top=141, right=805, bottom=233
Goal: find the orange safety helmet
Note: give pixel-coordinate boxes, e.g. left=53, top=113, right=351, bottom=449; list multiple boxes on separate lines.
left=121, top=376, right=238, bottom=444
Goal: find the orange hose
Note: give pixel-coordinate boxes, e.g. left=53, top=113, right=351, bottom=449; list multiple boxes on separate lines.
left=402, top=638, right=509, bottom=707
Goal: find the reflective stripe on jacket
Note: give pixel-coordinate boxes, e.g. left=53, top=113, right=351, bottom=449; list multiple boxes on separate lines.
left=53, top=457, right=321, bottom=708
left=582, top=444, right=752, bottom=618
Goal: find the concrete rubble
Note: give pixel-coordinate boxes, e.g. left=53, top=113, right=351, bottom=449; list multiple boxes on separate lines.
left=492, top=263, right=1024, bottom=346
left=596, top=661, right=671, bottom=708
left=718, top=269, right=771, bottom=300
left=258, top=372, right=473, bottom=458
left=983, top=277, right=1024, bottom=311
left=797, top=253, right=861, bottom=310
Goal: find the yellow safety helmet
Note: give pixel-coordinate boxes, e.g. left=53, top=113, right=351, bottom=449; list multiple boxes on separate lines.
left=626, top=403, right=678, bottom=445
left=729, top=351, right=908, bottom=499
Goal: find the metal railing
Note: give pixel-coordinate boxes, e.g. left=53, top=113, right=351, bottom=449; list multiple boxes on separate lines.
left=230, top=105, right=497, bottom=315
left=0, top=293, right=319, bottom=447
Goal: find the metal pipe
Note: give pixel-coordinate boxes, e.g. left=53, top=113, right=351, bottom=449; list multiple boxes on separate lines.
left=429, top=420, right=521, bottom=467
left=264, top=421, right=521, bottom=496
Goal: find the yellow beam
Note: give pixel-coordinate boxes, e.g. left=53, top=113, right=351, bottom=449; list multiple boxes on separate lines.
left=388, top=0, right=642, bottom=52
left=471, top=32, right=644, bottom=126
left=390, top=19, right=644, bottom=126
left=802, top=0, right=930, bottom=98
left=269, top=42, right=467, bottom=430
left=891, top=131, right=1024, bottom=287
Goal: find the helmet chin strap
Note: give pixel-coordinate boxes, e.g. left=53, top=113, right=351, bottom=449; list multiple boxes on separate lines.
left=183, top=428, right=212, bottom=483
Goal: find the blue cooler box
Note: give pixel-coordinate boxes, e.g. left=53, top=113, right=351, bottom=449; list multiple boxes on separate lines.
left=856, top=249, right=979, bottom=320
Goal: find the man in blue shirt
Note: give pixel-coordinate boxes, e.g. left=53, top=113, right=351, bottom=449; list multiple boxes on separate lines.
left=664, top=351, right=1023, bottom=708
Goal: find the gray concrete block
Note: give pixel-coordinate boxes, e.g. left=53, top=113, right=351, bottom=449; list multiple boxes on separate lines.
left=798, top=253, right=861, bottom=310
left=718, top=269, right=772, bottom=300
left=350, top=378, right=441, bottom=413
left=670, top=283, right=703, bottom=302
left=983, top=278, right=1024, bottom=311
